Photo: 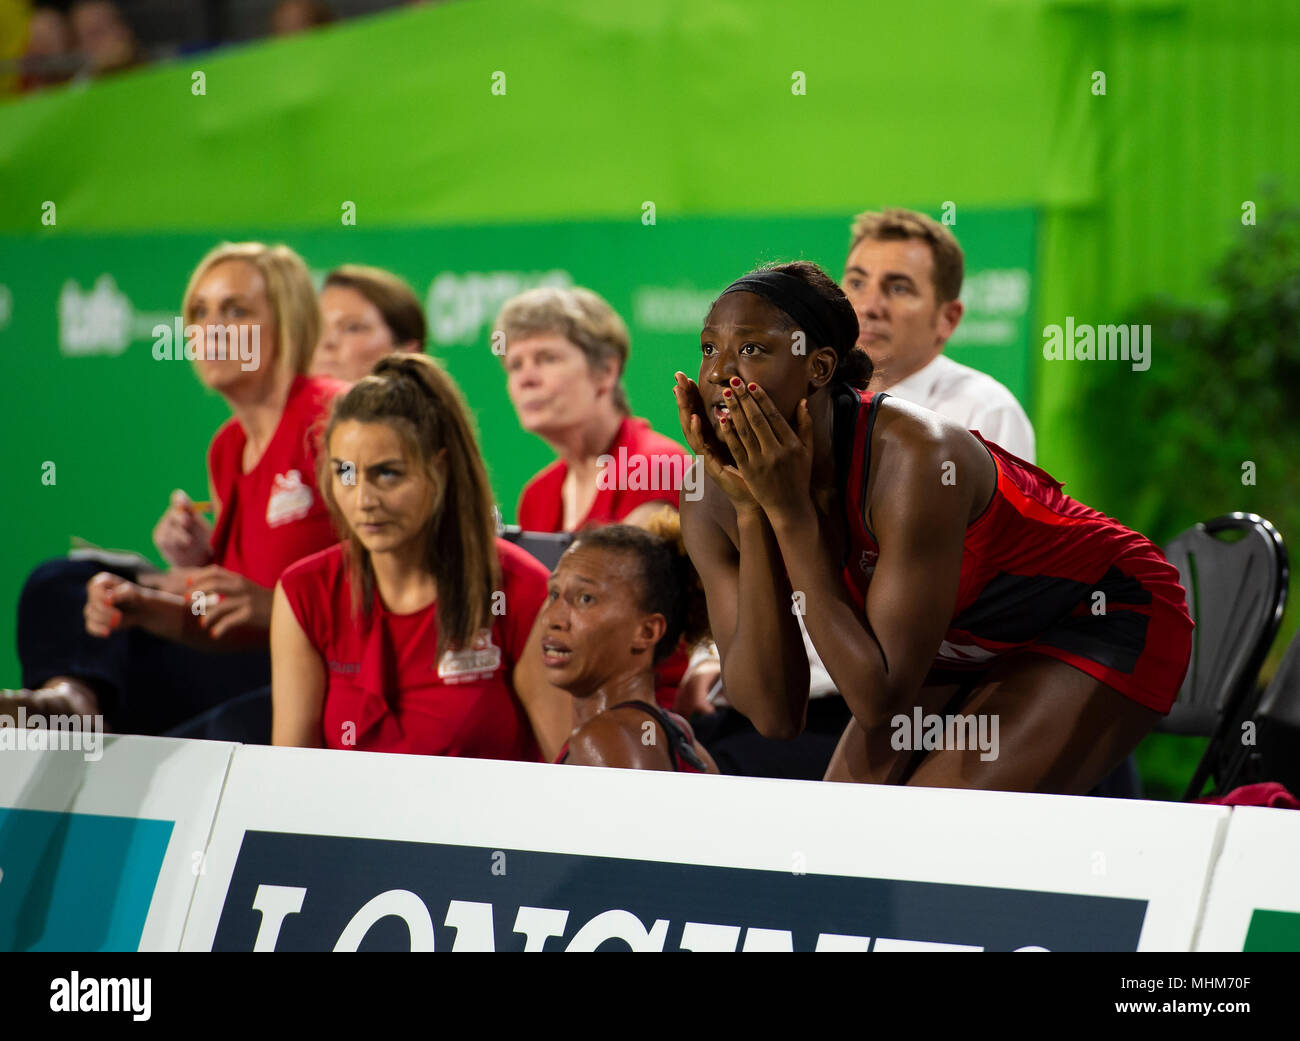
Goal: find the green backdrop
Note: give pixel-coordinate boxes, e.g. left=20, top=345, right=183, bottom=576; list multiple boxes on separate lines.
left=0, top=211, right=1035, bottom=688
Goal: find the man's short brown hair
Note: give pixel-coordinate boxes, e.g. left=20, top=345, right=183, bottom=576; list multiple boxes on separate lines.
left=848, top=208, right=965, bottom=304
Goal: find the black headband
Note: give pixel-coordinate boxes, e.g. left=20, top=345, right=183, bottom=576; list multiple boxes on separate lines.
left=719, top=270, right=838, bottom=350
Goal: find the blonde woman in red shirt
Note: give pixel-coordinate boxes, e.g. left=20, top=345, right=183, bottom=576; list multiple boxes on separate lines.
left=9, top=243, right=346, bottom=736
left=499, top=286, right=690, bottom=534
left=495, top=287, right=717, bottom=743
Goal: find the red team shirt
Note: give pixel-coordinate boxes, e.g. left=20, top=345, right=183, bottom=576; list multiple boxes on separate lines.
left=208, top=374, right=349, bottom=588
left=516, top=416, right=690, bottom=531
left=835, top=390, right=1193, bottom=713
left=279, top=538, right=547, bottom=760
left=516, top=415, right=694, bottom=709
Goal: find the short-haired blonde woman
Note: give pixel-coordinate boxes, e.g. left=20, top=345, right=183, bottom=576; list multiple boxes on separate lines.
left=495, top=286, right=701, bottom=719
left=312, top=264, right=427, bottom=382
left=498, top=287, right=690, bottom=533
left=9, top=242, right=348, bottom=737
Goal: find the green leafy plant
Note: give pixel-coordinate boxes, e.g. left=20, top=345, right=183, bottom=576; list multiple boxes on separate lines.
left=1068, top=197, right=1300, bottom=798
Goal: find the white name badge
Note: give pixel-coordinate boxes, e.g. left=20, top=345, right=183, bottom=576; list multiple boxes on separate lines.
left=436, top=629, right=503, bottom=684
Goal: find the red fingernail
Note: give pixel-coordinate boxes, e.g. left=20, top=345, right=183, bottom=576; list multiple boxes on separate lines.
left=730, top=377, right=742, bottom=386
left=748, top=383, right=757, bottom=392
left=723, top=389, right=732, bottom=398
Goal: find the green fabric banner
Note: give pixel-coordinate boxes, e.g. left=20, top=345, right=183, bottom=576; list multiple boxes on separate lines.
left=0, top=208, right=1036, bottom=682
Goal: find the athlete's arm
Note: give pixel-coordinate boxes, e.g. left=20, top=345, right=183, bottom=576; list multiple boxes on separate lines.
left=270, top=581, right=326, bottom=748
left=769, top=426, right=973, bottom=727
left=680, top=475, right=810, bottom=739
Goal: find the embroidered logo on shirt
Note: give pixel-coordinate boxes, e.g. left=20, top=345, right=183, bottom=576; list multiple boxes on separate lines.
left=436, top=629, right=503, bottom=684
left=266, top=469, right=314, bottom=527
left=328, top=660, right=360, bottom=675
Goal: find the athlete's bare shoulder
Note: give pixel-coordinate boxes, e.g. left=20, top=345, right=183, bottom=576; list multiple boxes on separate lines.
left=567, top=708, right=665, bottom=770
left=868, top=395, right=997, bottom=524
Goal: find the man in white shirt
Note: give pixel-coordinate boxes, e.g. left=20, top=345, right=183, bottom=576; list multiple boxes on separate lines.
left=842, top=208, right=1036, bottom=462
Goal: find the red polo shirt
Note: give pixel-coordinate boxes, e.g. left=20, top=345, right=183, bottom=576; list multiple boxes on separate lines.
left=516, top=415, right=694, bottom=709
left=517, top=416, right=690, bottom=531
left=279, top=538, right=545, bottom=760
left=208, top=374, right=348, bottom=589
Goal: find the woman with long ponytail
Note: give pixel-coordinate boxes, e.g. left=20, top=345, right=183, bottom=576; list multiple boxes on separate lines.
left=272, top=353, right=558, bottom=759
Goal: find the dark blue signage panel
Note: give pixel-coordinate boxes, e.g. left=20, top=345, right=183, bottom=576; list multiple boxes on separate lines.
left=212, top=830, right=1147, bottom=951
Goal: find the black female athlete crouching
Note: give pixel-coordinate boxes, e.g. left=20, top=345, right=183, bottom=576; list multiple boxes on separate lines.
left=674, top=262, right=1191, bottom=794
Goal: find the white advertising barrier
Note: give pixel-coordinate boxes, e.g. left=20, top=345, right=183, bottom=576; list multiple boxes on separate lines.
left=182, top=745, right=1230, bottom=952
left=1196, top=805, right=1300, bottom=952
left=0, top=734, right=234, bottom=951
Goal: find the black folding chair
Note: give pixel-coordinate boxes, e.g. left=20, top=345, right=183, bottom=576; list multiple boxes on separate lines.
left=1157, top=513, right=1288, bottom=800
left=500, top=525, right=575, bottom=571
left=1232, top=627, right=1300, bottom=795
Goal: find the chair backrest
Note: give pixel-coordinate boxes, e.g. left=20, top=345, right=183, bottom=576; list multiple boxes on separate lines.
left=1158, top=513, right=1288, bottom=736
left=1237, top=627, right=1300, bottom=793
left=1255, top=626, right=1300, bottom=730
left=500, top=525, right=575, bottom=571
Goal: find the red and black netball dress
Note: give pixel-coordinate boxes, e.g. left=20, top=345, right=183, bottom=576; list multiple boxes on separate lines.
left=832, top=388, right=1193, bottom=714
